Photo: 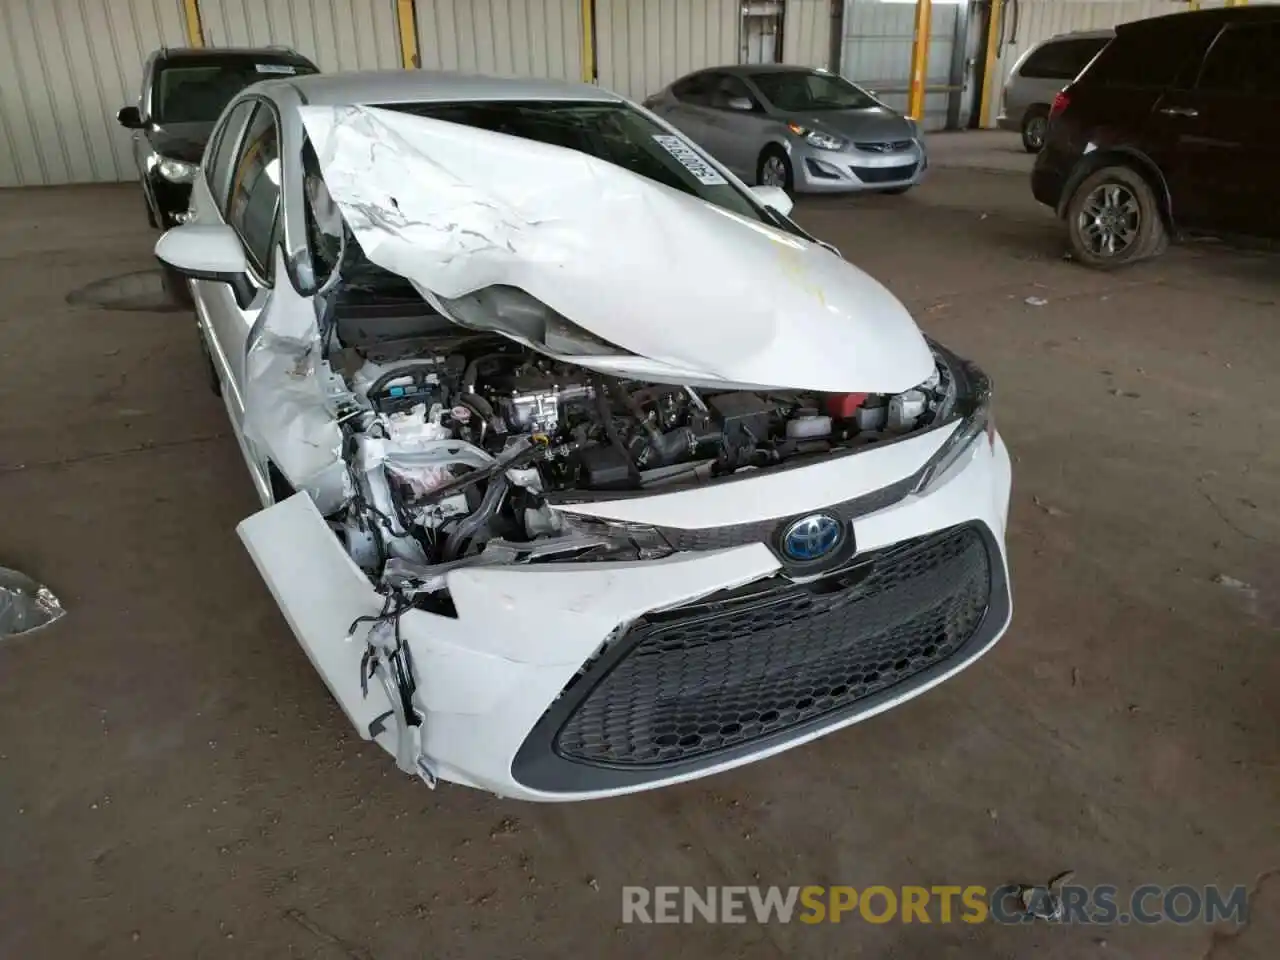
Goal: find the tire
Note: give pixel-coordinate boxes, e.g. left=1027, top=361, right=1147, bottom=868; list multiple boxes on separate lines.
left=756, top=146, right=793, bottom=192
left=161, top=263, right=193, bottom=306
left=1065, top=165, right=1166, bottom=269
left=1021, top=107, right=1050, bottom=153
left=195, top=328, right=222, bottom=397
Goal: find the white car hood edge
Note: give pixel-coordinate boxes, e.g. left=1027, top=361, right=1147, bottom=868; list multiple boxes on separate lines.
left=299, top=104, right=935, bottom=394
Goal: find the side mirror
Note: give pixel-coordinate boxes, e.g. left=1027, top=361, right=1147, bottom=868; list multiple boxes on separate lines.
left=117, top=105, right=143, bottom=129
left=726, top=96, right=755, bottom=112
left=155, top=223, right=254, bottom=308
left=749, top=184, right=794, bottom=218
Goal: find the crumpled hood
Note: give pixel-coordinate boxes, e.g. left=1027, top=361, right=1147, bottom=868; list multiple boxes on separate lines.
left=299, top=104, right=934, bottom=393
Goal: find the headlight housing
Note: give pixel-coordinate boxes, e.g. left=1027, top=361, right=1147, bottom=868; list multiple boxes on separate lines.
left=914, top=352, right=993, bottom=495
left=156, top=156, right=197, bottom=183
left=787, top=123, right=845, bottom=151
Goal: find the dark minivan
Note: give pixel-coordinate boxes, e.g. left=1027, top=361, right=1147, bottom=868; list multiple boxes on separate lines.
left=117, top=47, right=318, bottom=230
left=1032, top=8, right=1280, bottom=268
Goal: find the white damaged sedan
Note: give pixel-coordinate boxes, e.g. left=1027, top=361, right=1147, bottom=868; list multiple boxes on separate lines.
left=156, top=71, right=1012, bottom=801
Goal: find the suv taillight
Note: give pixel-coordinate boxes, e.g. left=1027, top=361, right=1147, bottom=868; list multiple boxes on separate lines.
left=1050, top=90, right=1071, bottom=119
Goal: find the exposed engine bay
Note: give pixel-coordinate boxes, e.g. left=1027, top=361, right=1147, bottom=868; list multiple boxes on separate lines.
left=325, top=326, right=962, bottom=599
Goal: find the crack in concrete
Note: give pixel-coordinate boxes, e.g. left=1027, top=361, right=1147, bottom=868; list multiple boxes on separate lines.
left=1202, top=867, right=1279, bottom=960
left=0, top=432, right=229, bottom=475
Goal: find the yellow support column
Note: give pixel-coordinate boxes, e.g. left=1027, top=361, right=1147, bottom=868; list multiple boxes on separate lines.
left=978, top=0, right=1003, bottom=129
left=397, top=0, right=420, bottom=68
left=181, top=0, right=204, bottom=48
left=581, top=0, right=596, bottom=83
left=906, top=0, right=933, bottom=121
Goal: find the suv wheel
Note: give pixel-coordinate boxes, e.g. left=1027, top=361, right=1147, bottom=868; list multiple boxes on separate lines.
left=1021, top=107, right=1049, bottom=153
left=1065, top=166, right=1166, bottom=269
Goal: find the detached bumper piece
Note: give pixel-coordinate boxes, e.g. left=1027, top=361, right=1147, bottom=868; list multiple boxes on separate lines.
left=514, top=522, right=1006, bottom=792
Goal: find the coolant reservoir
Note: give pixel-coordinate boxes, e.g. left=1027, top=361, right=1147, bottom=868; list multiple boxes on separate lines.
left=786, top=415, right=833, bottom=440
left=888, top=391, right=927, bottom=431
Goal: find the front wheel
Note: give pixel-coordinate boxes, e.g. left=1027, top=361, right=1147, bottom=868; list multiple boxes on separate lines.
left=757, top=147, right=793, bottom=192
left=1065, top=166, right=1166, bottom=269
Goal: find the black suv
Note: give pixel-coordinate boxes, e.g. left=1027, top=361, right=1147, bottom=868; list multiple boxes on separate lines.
left=117, top=47, right=318, bottom=229
left=1032, top=8, right=1279, bottom=268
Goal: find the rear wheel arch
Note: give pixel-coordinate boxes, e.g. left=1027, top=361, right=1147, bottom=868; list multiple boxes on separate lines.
left=1057, top=149, right=1175, bottom=234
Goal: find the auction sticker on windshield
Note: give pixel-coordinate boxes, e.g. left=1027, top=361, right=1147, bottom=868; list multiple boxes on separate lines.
left=256, top=63, right=299, bottom=74
left=653, top=135, right=727, bottom=185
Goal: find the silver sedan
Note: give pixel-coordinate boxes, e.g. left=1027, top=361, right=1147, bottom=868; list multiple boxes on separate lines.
left=646, top=65, right=926, bottom=195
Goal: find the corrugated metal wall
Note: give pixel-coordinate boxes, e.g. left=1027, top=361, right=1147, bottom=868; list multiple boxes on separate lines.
left=784, top=0, right=834, bottom=68
left=416, top=0, right=582, bottom=80
left=200, top=0, right=402, bottom=72
left=0, top=0, right=189, bottom=186
left=841, top=0, right=960, bottom=131
left=984, top=0, right=1188, bottom=126
left=595, top=0, right=739, bottom=101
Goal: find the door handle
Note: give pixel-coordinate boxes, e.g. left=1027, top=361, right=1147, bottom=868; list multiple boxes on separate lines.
left=1159, top=106, right=1199, bottom=118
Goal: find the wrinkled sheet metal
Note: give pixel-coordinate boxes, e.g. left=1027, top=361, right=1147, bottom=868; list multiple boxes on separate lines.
left=0, top=567, right=65, bottom=638
left=241, top=247, right=349, bottom=513
left=297, top=104, right=934, bottom=394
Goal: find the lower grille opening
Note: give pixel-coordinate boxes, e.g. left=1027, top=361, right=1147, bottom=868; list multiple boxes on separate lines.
left=852, top=163, right=918, bottom=184
left=552, top=523, right=992, bottom=768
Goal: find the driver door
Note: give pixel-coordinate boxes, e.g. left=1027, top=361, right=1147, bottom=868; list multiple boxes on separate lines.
left=190, top=100, right=282, bottom=426
left=698, top=74, right=768, bottom=181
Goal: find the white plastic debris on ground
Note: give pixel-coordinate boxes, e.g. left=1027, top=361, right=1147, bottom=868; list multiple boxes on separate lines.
left=0, top=567, right=65, bottom=638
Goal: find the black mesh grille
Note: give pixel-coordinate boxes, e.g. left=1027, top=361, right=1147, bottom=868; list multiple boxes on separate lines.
left=655, top=472, right=919, bottom=553
left=554, top=524, right=991, bottom=767
left=851, top=163, right=918, bottom=184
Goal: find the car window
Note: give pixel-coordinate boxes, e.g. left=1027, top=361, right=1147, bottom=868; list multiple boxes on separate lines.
left=672, top=73, right=715, bottom=106
left=1196, top=23, right=1280, bottom=96
left=709, top=74, right=757, bottom=110
left=205, top=99, right=256, bottom=213
left=1083, top=20, right=1217, bottom=88
left=1019, top=37, right=1109, bottom=80
left=748, top=71, right=877, bottom=111
left=151, top=58, right=317, bottom=123
left=385, top=99, right=780, bottom=228
left=226, top=104, right=282, bottom=280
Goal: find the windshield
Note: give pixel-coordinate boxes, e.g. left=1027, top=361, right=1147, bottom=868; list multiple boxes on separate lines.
left=152, top=59, right=317, bottom=123
left=384, top=99, right=771, bottom=225
left=750, top=72, right=878, bottom=111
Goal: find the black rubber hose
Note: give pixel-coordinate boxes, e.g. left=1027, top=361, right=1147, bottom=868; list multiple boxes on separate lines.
left=462, top=353, right=509, bottom=394
left=593, top=376, right=642, bottom=483
left=458, top=391, right=495, bottom=420
left=442, top=474, right=509, bottom=561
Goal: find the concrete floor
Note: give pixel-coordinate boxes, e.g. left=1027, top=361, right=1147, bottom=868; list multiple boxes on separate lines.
left=1, top=137, right=1277, bottom=959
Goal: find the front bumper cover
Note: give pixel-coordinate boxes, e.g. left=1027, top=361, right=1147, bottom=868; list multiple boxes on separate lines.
left=237, top=422, right=1013, bottom=802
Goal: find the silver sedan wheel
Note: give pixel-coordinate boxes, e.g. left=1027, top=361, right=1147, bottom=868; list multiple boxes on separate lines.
left=1077, top=183, right=1140, bottom=258
left=1025, top=116, right=1047, bottom=150
left=760, top=155, right=788, bottom=188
